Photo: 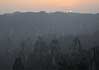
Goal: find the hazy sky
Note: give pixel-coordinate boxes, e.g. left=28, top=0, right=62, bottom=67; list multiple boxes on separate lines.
left=0, top=0, right=99, bottom=14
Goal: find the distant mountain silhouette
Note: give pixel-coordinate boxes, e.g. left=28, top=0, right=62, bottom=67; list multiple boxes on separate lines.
left=0, top=12, right=99, bottom=36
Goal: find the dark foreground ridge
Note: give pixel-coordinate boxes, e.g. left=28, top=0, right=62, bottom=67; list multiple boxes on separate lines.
left=12, top=37, right=99, bottom=70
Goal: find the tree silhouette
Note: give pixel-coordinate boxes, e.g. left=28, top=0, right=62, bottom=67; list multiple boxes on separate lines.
left=72, top=37, right=82, bottom=52
left=12, top=57, right=24, bottom=70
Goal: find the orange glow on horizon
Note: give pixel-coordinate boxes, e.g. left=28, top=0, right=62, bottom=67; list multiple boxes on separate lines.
left=0, top=0, right=99, bottom=13
left=0, top=0, right=80, bottom=8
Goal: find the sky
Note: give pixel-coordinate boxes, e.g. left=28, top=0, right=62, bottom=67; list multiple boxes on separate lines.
left=0, top=0, right=99, bottom=14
